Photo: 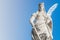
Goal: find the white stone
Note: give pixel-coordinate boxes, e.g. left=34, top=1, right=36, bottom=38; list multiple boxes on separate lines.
left=30, top=3, right=58, bottom=40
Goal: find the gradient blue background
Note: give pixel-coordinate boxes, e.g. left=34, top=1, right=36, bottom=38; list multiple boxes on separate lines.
left=0, top=0, right=60, bottom=40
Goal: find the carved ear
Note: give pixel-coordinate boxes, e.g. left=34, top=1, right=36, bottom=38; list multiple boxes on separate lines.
left=47, top=3, right=58, bottom=16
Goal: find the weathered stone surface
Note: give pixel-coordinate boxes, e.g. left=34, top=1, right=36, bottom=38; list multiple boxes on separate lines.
left=30, top=3, right=58, bottom=40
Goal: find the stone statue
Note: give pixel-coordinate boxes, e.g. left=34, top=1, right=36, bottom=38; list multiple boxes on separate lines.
left=30, top=3, right=58, bottom=40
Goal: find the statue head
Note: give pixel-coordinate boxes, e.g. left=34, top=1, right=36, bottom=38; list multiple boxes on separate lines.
left=38, top=2, right=45, bottom=11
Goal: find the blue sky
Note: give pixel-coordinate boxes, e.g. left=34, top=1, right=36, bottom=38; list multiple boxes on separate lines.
left=0, top=0, right=60, bottom=40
